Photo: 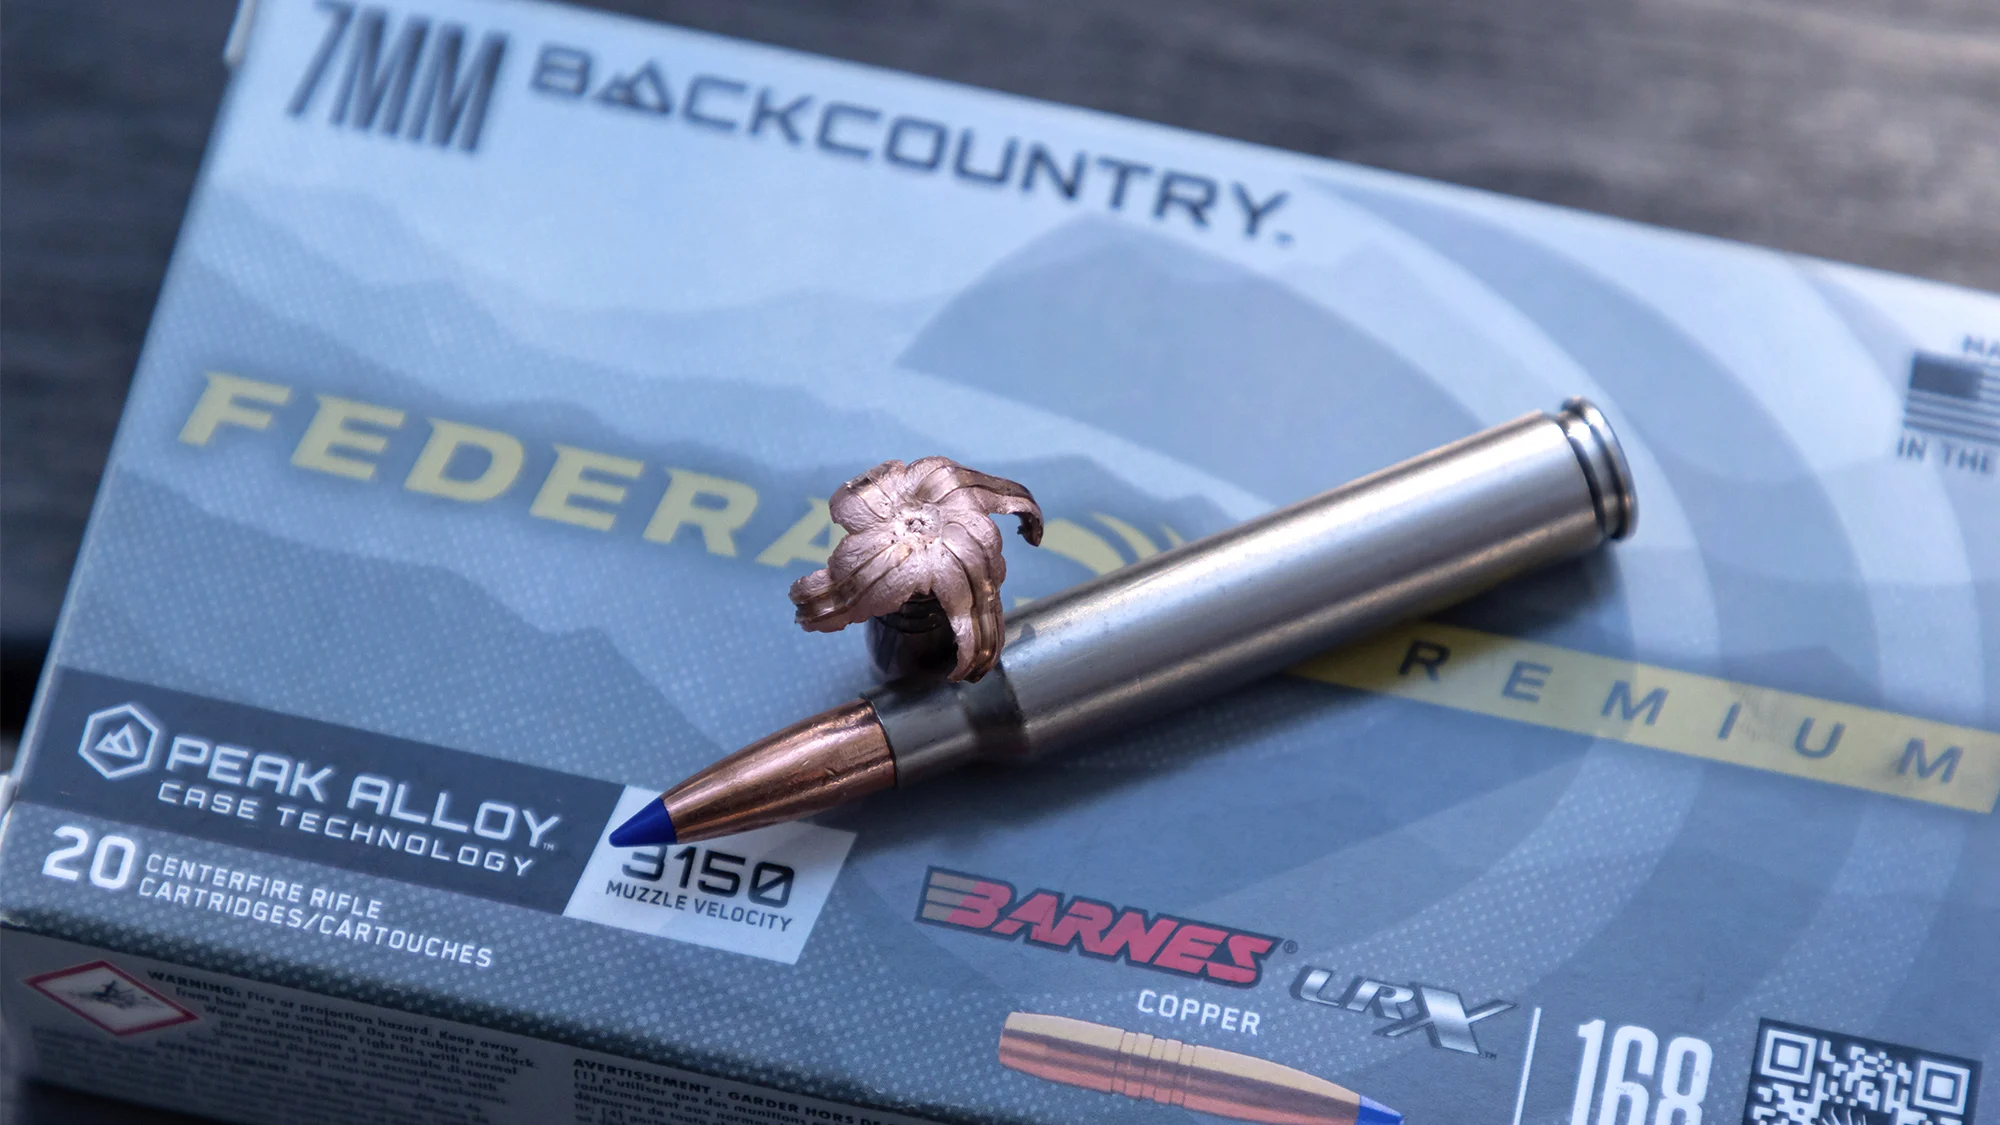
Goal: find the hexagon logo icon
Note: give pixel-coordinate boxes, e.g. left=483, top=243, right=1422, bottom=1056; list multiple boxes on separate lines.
left=77, top=703, right=162, bottom=781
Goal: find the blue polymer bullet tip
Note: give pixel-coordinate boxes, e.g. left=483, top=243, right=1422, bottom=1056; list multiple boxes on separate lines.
left=1355, top=1097, right=1403, bottom=1125
left=609, top=801, right=676, bottom=847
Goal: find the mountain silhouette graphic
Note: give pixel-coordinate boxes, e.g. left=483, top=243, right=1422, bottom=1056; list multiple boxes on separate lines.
left=899, top=219, right=1478, bottom=503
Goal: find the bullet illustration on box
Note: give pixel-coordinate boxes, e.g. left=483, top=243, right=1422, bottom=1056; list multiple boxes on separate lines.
left=998, top=1012, right=1402, bottom=1125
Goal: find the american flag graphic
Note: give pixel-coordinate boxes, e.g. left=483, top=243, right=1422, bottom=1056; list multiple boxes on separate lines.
left=1904, top=352, right=2000, bottom=447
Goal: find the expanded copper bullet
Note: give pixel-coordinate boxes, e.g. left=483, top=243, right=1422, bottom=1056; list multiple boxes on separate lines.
left=612, top=400, right=1636, bottom=846
left=998, top=1013, right=1401, bottom=1125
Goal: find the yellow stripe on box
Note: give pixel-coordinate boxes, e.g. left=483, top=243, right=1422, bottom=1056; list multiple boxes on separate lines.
left=1294, top=623, right=2000, bottom=814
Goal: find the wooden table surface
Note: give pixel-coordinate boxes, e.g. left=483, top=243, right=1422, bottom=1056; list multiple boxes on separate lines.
left=4, top=0, right=1998, bottom=1120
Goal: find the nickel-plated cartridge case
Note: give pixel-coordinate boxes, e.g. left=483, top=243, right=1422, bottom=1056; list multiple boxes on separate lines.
left=871, top=398, right=1637, bottom=782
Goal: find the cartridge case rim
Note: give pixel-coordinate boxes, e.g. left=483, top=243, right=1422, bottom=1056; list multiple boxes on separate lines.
left=1558, top=396, right=1638, bottom=540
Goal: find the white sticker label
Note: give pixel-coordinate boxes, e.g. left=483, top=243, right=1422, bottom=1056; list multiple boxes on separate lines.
left=560, top=786, right=854, bottom=964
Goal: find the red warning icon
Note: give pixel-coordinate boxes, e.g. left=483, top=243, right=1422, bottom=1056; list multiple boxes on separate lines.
left=24, top=960, right=198, bottom=1036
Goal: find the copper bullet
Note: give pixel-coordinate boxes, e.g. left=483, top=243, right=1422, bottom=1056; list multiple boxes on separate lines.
left=998, top=1012, right=1402, bottom=1125
left=610, top=700, right=893, bottom=846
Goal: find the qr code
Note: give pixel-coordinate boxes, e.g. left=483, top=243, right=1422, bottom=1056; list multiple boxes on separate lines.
left=1745, top=1018, right=1980, bottom=1125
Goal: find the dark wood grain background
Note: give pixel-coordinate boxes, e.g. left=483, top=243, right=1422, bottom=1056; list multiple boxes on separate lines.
left=4, top=0, right=1998, bottom=1119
